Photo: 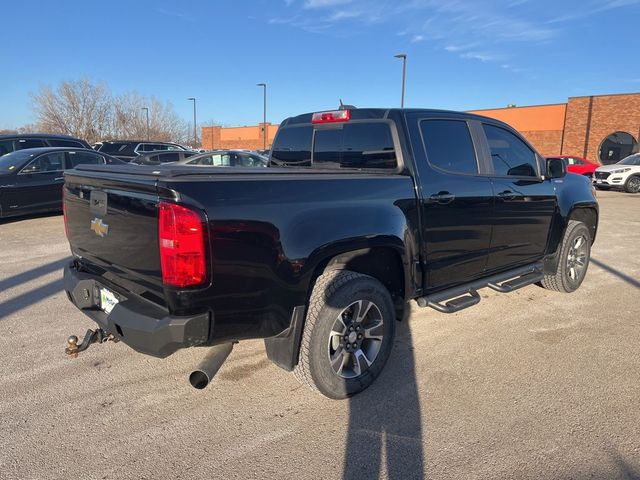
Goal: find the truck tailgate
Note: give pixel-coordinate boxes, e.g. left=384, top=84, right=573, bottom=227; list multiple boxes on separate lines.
left=64, top=169, right=165, bottom=304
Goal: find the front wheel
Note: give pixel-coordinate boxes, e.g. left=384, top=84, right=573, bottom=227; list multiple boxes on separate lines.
left=294, top=270, right=396, bottom=399
left=624, top=175, right=640, bottom=193
left=540, top=220, right=591, bottom=293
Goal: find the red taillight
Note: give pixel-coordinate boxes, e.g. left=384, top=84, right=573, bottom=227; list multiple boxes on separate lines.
left=311, top=110, right=350, bottom=124
left=158, top=202, right=207, bottom=288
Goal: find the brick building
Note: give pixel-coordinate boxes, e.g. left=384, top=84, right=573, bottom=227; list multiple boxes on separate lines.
left=202, top=92, right=640, bottom=164
left=469, top=92, right=640, bottom=164
left=201, top=123, right=277, bottom=151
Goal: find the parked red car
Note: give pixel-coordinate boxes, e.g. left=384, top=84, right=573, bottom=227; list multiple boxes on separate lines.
left=546, top=155, right=599, bottom=178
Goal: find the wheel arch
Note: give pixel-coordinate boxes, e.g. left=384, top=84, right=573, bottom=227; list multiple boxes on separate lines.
left=264, top=239, right=410, bottom=372
left=544, top=205, right=598, bottom=275
left=569, top=205, right=598, bottom=244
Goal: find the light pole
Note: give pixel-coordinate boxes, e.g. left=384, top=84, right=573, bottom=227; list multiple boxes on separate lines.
left=256, top=83, right=267, bottom=150
left=188, top=97, right=197, bottom=147
left=394, top=53, right=407, bottom=108
left=141, top=107, right=149, bottom=140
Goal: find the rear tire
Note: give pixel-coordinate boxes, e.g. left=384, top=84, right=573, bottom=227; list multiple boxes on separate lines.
left=294, top=270, right=395, bottom=399
left=540, top=220, right=591, bottom=293
left=624, top=175, right=640, bottom=193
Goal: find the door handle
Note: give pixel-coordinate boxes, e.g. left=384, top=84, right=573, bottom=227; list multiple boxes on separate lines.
left=497, top=190, right=517, bottom=201
left=55, top=177, right=63, bottom=181
left=428, top=192, right=455, bottom=205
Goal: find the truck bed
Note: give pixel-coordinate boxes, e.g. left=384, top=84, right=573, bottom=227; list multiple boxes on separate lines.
left=63, top=164, right=420, bottom=353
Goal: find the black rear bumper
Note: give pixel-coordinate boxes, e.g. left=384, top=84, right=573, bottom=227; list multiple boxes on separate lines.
left=64, top=262, right=210, bottom=358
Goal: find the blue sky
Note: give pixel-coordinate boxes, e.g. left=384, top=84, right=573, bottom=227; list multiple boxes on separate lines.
left=1, top=0, right=639, bottom=129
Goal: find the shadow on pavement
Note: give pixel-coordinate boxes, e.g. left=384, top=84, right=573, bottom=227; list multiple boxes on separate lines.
left=0, top=278, right=64, bottom=320
left=343, top=305, right=424, bottom=479
left=0, top=258, right=68, bottom=293
left=591, top=258, right=640, bottom=289
left=0, top=211, right=62, bottom=225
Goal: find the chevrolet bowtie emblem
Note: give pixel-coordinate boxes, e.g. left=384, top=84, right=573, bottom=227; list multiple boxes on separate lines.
left=90, top=217, right=109, bottom=237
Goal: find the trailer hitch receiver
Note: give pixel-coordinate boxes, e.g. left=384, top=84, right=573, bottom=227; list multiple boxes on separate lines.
left=65, top=328, right=118, bottom=358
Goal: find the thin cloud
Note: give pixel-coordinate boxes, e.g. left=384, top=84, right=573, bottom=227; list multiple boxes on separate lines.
left=264, top=0, right=639, bottom=71
left=304, top=0, right=353, bottom=8
left=461, top=51, right=504, bottom=62
left=155, top=8, right=196, bottom=23
left=546, top=0, right=640, bottom=23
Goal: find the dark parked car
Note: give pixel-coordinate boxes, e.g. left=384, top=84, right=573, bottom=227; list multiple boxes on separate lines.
left=96, top=141, right=188, bottom=162
left=180, top=149, right=267, bottom=167
left=130, top=150, right=198, bottom=165
left=63, top=107, right=598, bottom=399
left=0, top=147, right=123, bottom=219
left=0, top=134, right=91, bottom=156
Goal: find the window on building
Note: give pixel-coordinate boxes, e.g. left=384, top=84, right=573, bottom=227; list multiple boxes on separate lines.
left=599, top=131, right=639, bottom=165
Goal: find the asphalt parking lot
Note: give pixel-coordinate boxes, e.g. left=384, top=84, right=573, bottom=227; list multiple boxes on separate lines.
left=0, top=190, right=638, bottom=480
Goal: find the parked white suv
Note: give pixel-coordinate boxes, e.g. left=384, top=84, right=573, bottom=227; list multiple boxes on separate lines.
left=593, top=153, right=640, bottom=193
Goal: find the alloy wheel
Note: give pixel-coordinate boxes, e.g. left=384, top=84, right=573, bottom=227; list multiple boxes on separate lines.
left=567, top=235, right=588, bottom=282
left=327, top=300, right=384, bottom=379
left=627, top=177, right=640, bottom=193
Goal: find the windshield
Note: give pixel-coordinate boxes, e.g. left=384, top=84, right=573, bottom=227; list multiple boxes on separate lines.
left=0, top=150, right=37, bottom=173
left=617, top=154, right=640, bottom=166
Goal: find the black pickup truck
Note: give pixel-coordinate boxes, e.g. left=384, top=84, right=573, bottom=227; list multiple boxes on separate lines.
left=63, top=108, right=598, bottom=399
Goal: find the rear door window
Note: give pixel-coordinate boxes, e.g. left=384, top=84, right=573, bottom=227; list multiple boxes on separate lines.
left=68, top=151, right=105, bottom=167
left=420, top=120, right=478, bottom=175
left=16, top=138, right=47, bottom=149
left=187, top=153, right=231, bottom=166
left=0, top=139, right=14, bottom=156
left=21, top=152, right=65, bottom=173
left=235, top=152, right=267, bottom=167
left=98, top=143, right=129, bottom=153
left=142, top=143, right=169, bottom=152
left=483, top=124, right=539, bottom=177
left=158, top=152, right=180, bottom=163
left=49, top=139, right=85, bottom=148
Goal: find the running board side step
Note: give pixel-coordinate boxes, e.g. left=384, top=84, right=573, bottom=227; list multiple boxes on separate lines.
left=487, top=270, right=543, bottom=293
left=416, top=262, right=543, bottom=314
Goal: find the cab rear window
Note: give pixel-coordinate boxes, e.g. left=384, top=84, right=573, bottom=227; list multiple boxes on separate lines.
left=271, top=122, right=397, bottom=169
left=271, top=127, right=313, bottom=166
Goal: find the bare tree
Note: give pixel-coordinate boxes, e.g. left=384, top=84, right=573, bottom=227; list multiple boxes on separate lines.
left=110, top=93, right=190, bottom=143
left=30, top=78, right=112, bottom=144
left=30, top=78, right=191, bottom=145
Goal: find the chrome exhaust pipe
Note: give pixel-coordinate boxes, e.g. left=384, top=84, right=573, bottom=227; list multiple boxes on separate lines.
left=189, top=343, right=234, bottom=389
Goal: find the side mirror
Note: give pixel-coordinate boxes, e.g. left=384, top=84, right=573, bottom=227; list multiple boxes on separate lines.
left=546, top=157, right=566, bottom=179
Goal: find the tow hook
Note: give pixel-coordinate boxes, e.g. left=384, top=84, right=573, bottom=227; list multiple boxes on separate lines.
left=65, top=328, right=119, bottom=358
